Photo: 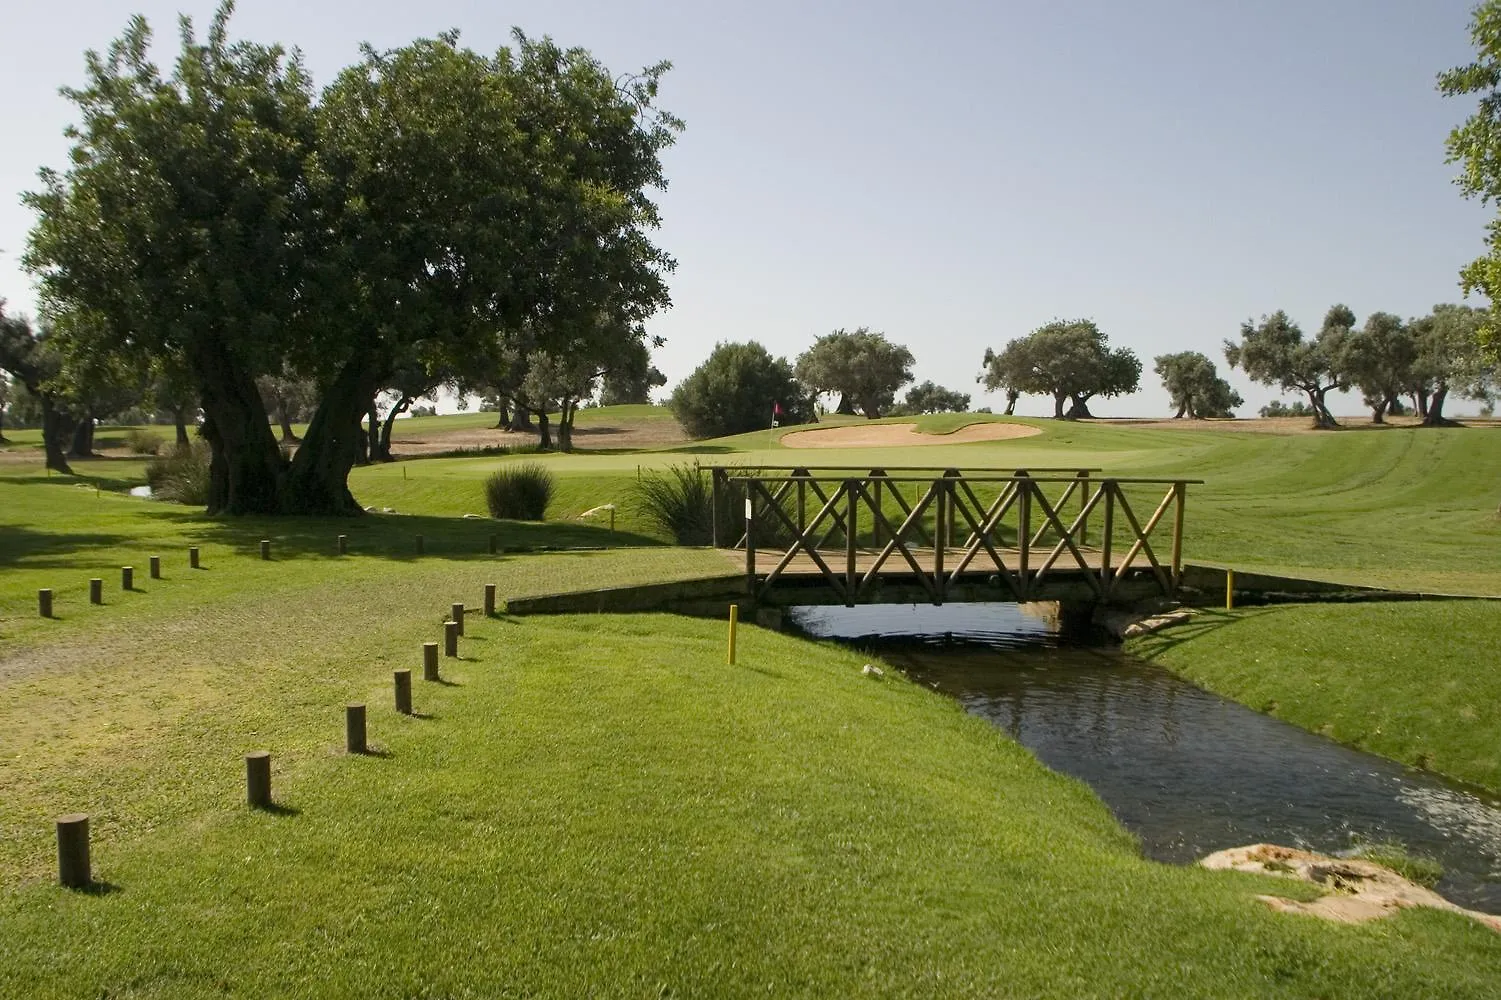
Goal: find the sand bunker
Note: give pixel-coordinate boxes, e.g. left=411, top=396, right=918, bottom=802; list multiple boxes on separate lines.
left=780, top=421, right=1041, bottom=449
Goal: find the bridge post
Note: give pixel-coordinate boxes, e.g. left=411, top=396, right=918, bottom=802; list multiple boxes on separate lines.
left=870, top=471, right=883, bottom=548
left=1100, top=482, right=1115, bottom=592
left=933, top=480, right=946, bottom=605
left=744, top=482, right=756, bottom=596
left=1171, top=482, right=1186, bottom=591
left=1017, top=479, right=1031, bottom=600
left=845, top=480, right=858, bottom=606
left=711, top=468, right=725, bottom=548
left=1077, top=470, right=1091, bottom=545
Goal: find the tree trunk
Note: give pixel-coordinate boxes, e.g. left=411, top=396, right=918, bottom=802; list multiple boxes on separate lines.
left=1370, top=402, right=1385, bottom=424
left=512, top=403, right=535, bottom=432
left=835, top=393, right=856, bottom=416
left=277, top=402, right=300, bottom=444
left=1065, top=394, right=1094, bottom=419
left=1308, top=388, right=1339, bottom=429
left=1415, top=389, right=1430, bottom=420
left=494, top=397, right=511, bottom=430
left=0, top=408, right=7, bottom=442
left=1004, top=390, right=1019, bottom=416
left=558, top=399, right=575, bottom=452
left=281, top=360, right=380, bottom=515
left=536, top=409, right=552, bottom=450
left=39, top=396, right=73, bottom=474
left=173, top=407, right=191, bottom=448
left=69, top=415, right=95, bottom=458
left=187, top=340, right=287, bottom=515
left=1174, top=403, right=1187, bottom=419
left=858, top=395, right=881, bottom=419
left=378, top=396, right=412, bottom=461
left=1423, top=386, right=1451, bottom=426
left=1052, top=392, right=1068, bottom=419
left=358, top=402, right=378, bottom=466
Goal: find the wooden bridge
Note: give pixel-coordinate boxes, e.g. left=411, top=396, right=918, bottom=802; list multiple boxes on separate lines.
left=709, top=466, right=1201, bottom=607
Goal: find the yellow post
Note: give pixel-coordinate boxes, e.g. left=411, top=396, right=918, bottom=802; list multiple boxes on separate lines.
left=727, top=604, right=739, bottom=665
left=1226, top=569, right=1235, bottom=610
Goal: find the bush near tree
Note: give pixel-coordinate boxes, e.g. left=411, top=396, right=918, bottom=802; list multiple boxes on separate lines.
left=896, top=381, right=970, bottom=415
left=669, top=342, right=811, bottom=439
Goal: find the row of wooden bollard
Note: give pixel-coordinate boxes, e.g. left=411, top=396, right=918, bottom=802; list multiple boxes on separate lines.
left=39, top=549, right=196, bottom=617
left=52, top=585, right=501, bottom=888
left=36, top=535, right=512, bottom=618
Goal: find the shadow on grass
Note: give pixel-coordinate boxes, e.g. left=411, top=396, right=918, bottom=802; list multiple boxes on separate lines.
left=251, top=802, right=301, bottom=818
left=70, top=880, right=125, bottom=897
left=0, top=524, right=133, bottom=568
left=1128, top=606, right=1293, bottom=660
left=352, top=747, right=394, bottom=759
left=138, top=507, right=662, bottom=558
left=427, top=677, right=463, bottom=688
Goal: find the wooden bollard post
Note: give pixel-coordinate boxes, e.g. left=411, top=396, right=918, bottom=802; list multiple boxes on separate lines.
left=727, top=603, right=739, bottom=665
left=189, top=546, right=200, bottom=569
left=1226, top=569, right=1235, bottom=611
left=149, top=555, right=161, bottom=579
left=488, top=534, right=498, bottom=555
left=444, top=620, right=459, bottom=658
left=260, top=539, right=271, bottom=561
left=415, top=534, right=425, bottom=556
left=394, top=670, right=413, bottom=715
left=245, top=751, right=272, bottom=808
left=423, top=642, right=440, bottom=681
left=38, top=589, right=53, bottom=618
left=337, top=534, right=348, bottom=556
left=484, top=584, right=497, bottom=617
left=451, top=603, right=465, bottom=636
left=346, top=704, right=367, bottom=754
left=56, top=814, right=90, bottom=889
left=121, top=566, right=133, bottom=591
left=89, top=578, right=103, bottom=605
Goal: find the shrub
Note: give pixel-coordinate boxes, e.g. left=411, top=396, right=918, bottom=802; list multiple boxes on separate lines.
left=144, top=441, right=212, bottom=505
left=630, top=463, right=784, bottom=546
left=123, top=428, right=165, bottom=455
left=669, top=341, right=813, bottom=439
left=484, top=462, right=554, bottom=520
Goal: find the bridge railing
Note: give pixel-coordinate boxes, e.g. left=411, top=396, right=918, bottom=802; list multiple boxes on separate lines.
left=711, top=468, right=1201, bottom=605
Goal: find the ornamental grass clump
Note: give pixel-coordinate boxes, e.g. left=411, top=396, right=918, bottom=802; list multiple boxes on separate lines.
left=143, top=441, right=212, bottom=505
left=484, top=463, right=554, bottom=521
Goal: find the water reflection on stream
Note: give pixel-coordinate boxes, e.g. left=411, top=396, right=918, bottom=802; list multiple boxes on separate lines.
left=790, top=603, right=1501, bottom=913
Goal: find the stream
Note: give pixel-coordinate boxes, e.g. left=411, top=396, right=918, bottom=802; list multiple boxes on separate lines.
left=789, top=602, right=1501, bottom=913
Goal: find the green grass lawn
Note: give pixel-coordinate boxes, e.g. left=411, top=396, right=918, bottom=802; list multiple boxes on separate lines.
left=1128, top=602, right=1501, bottom=795
left=4, top=597, right=1500, bottom=995
left=4, top=418, right=1501, bottom=994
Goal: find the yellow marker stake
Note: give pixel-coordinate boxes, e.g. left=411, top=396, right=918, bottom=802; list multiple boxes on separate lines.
left=1226, top=569, right=1235, bottom=610
left=727, top=604, right=739, bottom=664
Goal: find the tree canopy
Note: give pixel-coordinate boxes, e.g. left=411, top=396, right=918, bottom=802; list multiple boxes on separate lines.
left=669, top=342, right=811, bottom=439
left=981, top=320, right=1140, bottom=419
left=23, top=2, right=679, bottom=514
left=793, top=328, right=914, bottom=419
left=1440, top=2, right=1501, bottom=358
left=1152, top=352, right=1242, bottom=419
left=1224, top=309, right=1349, bottom=429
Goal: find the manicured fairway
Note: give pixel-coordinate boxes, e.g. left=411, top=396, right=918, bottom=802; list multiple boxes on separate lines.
left=3, top=413, right=1500, bottom=996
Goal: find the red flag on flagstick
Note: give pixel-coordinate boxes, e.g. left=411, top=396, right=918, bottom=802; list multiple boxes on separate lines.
left=771, top=401, right=781, bottom=429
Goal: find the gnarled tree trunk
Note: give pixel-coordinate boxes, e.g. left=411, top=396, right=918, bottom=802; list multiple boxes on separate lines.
left=187, top=340, right=288, bottom=515
left=173, top=407, right=191, bottom=448
left=69, top=414, right=95, bottom=457
left=1423, top=386, right=1453, bottom=426
left=1004, top=390, right=1019, bottom=416
left=378, top=395, right=413, bottom=461
left=40, top=397, right=73, bottom=474
left=536, top=409, right=552, bottom=450
left=281, top=360, right=380, bottom=515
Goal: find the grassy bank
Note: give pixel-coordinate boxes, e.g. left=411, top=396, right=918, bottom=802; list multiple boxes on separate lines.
left=5, top=604, right=1501, bottom=996
left=1128, top=602, right=1501, bottom=795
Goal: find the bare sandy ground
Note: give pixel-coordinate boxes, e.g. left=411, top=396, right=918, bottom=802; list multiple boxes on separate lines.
left=780, top=421, right=1043, bottom=449
left=390, top=419, right=688, bottom=455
